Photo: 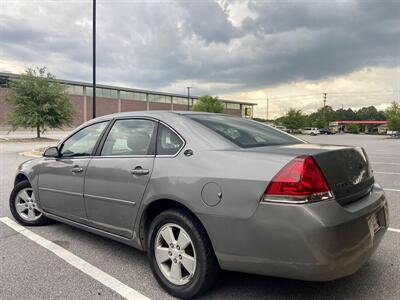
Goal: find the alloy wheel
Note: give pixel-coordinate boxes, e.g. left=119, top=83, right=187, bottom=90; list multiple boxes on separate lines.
left=14, top=188, right=42, bottom=221
left=154, top=223, right=197, bottom=285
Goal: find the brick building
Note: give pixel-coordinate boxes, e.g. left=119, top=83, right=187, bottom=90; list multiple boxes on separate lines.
left=0, top=72, right=256, bottom=128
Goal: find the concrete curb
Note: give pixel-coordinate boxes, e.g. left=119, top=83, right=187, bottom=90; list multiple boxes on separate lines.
left=18, top=148, right=47, bottom=158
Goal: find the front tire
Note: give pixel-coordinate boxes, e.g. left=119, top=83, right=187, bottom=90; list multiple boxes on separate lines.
left=147, top=208, right=220, bottom=298
left=9, top=180, right=50, bottom=226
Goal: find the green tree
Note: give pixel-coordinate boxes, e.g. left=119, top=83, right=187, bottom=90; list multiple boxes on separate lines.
left=333, top=108, right=357, bottom=121
left=356, top=106, right=386, bottom=121
left=314, top=114, right=327, bottom=128
left=192, top=95, right=225, bottom=113
left=347, top=124, right=359, bottom=134
left=385, top=102, right=400, bottom=131
left=281, top=108, right=306, bottom=131
left=308, top=105, right=334, bottom=127
left=6, top=67, right=75, bottom=138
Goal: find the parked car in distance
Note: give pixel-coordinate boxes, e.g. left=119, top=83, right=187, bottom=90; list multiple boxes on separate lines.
left=319, top=128, right=335, bottom=135
left=272, top=124, right=290, bottom=132
left=387, top=130, right=398, bottom=136
left=10, top=112, right=389, bottom=298
left=302, top=127, right=320, bottom=135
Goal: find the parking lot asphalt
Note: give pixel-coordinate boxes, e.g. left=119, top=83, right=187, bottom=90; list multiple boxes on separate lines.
left=1, top=133, right=399, bottom=299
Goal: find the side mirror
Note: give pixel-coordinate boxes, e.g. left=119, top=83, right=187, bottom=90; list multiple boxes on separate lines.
left=43, top=146, right=61, bottom=158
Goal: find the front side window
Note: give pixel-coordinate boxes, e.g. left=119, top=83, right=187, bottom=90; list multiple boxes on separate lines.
left=101, top=119, right=156, bottom=156
left=187, top=114, right=301, bottom=148
left=157, top=124, right=184, bottom=156
left=61, top=122, right=108, bottom=157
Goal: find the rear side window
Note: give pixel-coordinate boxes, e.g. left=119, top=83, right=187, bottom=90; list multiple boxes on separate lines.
left=187, top=115, right=301, bottom=148
left=157, top=124, right=184, bottom=156
left=101, top=119, right=156, bottom=156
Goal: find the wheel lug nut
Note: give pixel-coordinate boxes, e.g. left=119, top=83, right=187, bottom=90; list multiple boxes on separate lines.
left=173, top=258, right=177, bottom=263
left=179, top=255, right=182, bottom=260
left=168, top=251, right=172, bottom=256
left=170, top=244, right=174, bottom=248
left=176, top=245, right=180, bottom=250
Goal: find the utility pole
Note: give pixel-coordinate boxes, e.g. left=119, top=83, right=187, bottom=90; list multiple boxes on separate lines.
left=92, top=0, right=96, bottom=119
left=323, top=93, right=327, bottom=121
left=186, top=87, right=192, bottom=111
left=266, top=98, right=269, bottom=121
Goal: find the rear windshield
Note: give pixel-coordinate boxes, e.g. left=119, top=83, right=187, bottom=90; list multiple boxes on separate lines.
left=187, top=114, right=301, bottom=148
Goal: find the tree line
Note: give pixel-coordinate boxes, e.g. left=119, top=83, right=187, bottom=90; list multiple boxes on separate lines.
left=268, top=104, right=400, bottom=132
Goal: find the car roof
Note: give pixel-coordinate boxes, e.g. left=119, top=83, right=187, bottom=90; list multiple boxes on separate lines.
left=88, top=110, right=234, bottom=122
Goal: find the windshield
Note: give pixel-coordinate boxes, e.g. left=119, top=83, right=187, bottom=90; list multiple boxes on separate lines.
left=187, top=114, right=302, bottom=148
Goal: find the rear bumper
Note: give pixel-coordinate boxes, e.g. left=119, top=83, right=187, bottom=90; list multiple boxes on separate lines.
left=199, top=183, right=389, bottom=281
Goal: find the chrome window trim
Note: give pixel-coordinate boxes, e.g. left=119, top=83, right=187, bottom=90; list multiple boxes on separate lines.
left=55, top=116, right=186, bottom=159
left=44, top=156, right=94, bottom=161
left=155, top=120, right=186, bottom=158
left=92, top=155, right=155, bottom=159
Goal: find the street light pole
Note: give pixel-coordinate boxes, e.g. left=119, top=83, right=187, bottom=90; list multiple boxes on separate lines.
left=186, top=87, right=192, bottom=111
left=92, top=0, right=96, bottom=119
left=266, top=98, right=269, bottom=121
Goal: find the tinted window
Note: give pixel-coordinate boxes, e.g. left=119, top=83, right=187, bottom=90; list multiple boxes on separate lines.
left=157, top=124, right=184, bottom=155
left=61, top=122, right=108, bottom=157
left=187, top=115, right=300, bottom=148
left=101, top=119, right=156, bottom=156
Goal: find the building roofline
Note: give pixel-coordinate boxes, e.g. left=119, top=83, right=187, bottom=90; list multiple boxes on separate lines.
left=0, top=72, right=257, bottom=106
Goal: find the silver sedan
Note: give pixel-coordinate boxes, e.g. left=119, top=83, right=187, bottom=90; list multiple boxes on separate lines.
left=9, top=111, right=389, bottom=298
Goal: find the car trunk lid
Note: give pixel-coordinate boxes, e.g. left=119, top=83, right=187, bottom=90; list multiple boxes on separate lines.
left=246, top=144, right=374, bottom=205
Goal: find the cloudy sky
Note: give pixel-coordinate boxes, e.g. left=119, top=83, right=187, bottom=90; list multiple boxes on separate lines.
left=1, top=0, right=399, bottom=118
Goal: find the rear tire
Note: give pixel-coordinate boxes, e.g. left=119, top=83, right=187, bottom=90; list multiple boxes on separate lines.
left=9, top=180, right=50, bottom=226
left=147, top=208, right=220, bottom=298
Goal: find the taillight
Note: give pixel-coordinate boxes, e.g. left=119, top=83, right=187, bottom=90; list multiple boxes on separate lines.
left=263, top=155, right=334, bottom=204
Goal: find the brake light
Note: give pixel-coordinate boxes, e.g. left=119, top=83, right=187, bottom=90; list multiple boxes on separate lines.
left=263, top=155, right=333, bottom=204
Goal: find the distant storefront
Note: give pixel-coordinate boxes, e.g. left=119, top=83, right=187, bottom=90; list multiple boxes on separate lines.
left=329, top=120, right=388, bottom=133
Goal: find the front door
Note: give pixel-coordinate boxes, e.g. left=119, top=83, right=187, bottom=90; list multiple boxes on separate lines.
left=84, top=118, right=157, bottom=237
left=38, top=121, right=108, bottom=222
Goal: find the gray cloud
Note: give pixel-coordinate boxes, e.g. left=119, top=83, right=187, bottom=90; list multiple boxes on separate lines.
left=0, top=0, right=399, bottom=96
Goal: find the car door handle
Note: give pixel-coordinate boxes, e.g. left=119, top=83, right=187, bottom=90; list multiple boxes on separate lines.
left=130, top=167, right=149, bottom=175
left=71, top=166, right=83, bottom=174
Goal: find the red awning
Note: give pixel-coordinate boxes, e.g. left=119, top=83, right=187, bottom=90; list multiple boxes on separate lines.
left=335, top=120, right=387, bottom=125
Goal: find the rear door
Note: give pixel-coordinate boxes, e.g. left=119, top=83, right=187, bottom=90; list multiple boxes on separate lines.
left=83, top=118, right=157, bottom=237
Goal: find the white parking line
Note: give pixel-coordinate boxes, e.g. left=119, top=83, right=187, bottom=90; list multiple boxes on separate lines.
left=371, top=162, right=400, bottom=165
left=370, top=152, right=400, bottom=156
left=370, top=151, right=400, bottom=155
left=370, top=156, right=400, bottom=159
left=0, top=217, right=149, bottom=300
left=383, top=188, right=400, bottom=192
left=375, top=172, right=400, bottom=175
left=388, top=228, right=400, bottom=233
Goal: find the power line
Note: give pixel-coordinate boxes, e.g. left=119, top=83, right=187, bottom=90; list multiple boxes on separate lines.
left=254, top=90, right=399, bottom=102
left=257, top=93, right=397, bottom=102
left=329, top=89, right=399, bottom=95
